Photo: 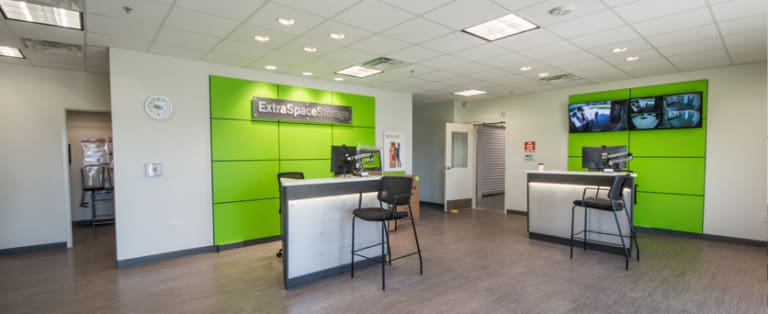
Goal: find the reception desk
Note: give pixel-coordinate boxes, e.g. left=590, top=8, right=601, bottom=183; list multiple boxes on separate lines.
left=527, top=171, right=637, bottom=254
left=280, top=176, right=385, bottom=288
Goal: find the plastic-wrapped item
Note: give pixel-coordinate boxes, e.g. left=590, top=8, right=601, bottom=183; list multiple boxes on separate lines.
left=81, top=138, right=111, bottom=166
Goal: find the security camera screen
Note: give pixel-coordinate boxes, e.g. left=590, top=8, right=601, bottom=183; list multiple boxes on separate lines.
left=659, top=92, right=702, bottom=129
left=629, top=97, right=661, bottom=129
left=568, top=100, right=627, bottom=132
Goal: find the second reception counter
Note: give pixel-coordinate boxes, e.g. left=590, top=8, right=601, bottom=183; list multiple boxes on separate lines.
left=527, top=170, right=637, bottom=254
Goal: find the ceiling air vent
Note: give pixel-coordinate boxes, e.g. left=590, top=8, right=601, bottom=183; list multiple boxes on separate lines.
left=361, top=57, right=407, bottom=71
left=539, top=73, right=582, bottom=83
left=23, top=39, right=83, bottom=56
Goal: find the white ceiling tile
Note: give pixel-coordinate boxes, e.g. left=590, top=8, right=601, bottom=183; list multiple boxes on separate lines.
left=388, top=45, right=443, bottom=63
left=616, top=59, right=677, bottom=76
left=175, top=0, right=266, bottom=21
left=419, top=32, right=486, bottom=53
left=467, top=68, right=514, bottom=81
left=451, top=44, right=508, bottom=61
left=494, top=0, right=555, bottom=10
left=256, top=49, right=318, bottom=69
left=613, top=0, right=706, bottom=23
left=149, top=42, right=207, bottom=59
left=86, top=46, right=108, bottom=59
left=423, top=0, right=508, bottom=30
left=7, top=20, right=85, bottom=45
left=656, top=38, right=724, bottom=56
left=632, top=8, right=714, bottom=37
left=415, top=70, right=460, bottom=82
left=380, top=0, right=454, bottom=15
left=497, top=60, right=554, bottom=73
left=381, top=17, right=453, bottom=44
left=273, top=0, right=359, bottom=17
left=548, top=10, right=625, bottom=38
left=645, top=24, right=720, bottom=46
left=520, top=41, right=581, bottom=59
left=301, top=21, right=373, bottom=46
left=718, top=14, right=768, bottom=35
left=479, top=52, right=533, bottom=67
left=300, top=57, right=350, bottom=74
left=604, top=49, right=664, bottom=66
left=419, top=54, right=470, bottom=68
left=210, top=40, right=272, bottom=58
left=320, top=48, right=378, bottom=65
left=711, top=0, right=768, bottom=21
left=446, top=62, right=495, bottom=75
left=585, top=39, right=653, bottom=57
left=86, top=14, right=159, bottom=41
left=202, top=52, right=257, bottom=67
left=539, top=50, right=601, bottom=66
left=557, top=59, right=613, bottom=72
left=154, top=27, right=221, bottom=50
left=245, top=2, right=325, bottom=35
left=730, top=49, right=767, bottom=64
left=226, top=24, right=294, bottom=48
left=87, top=32, right=151, bottom=51
left=727, top=42, right=767, bottom=57
left=494, top=29, right=561, bottom=51
left=86, top=0, right=171, bottom=24
left=333, top=0, right=414, bottom=33
left=281, top=36, right=344, bottom=57
left=516, top=0, right=608, bottom=26
left=667, top=48, right=729, bottom=63
left=569, top=26, right=640, bottom=48
left=349, top=34, right=410, bottom=55
left=390, top=64, right=437, bottom=76
left=164, top=7, right=238, bottom=37
left=573, top=67, right=631, bottom=82
left=723, top=29, right=767, bottom=46
left=675, top=58, right=733, bottom=71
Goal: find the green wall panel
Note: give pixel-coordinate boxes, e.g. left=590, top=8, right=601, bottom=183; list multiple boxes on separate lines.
left=634, top=192, right=703, bottom=233
left=629, top=79, right=708, bottom=118
left=210, top=76, right=278, bottom=120
left=211, top=119, right=278, bottom=161
left=629, top=127, right=706, bottom=157
left=332, top=126, right=375, bottom=147
left=278, top=85, right=332, bottom=104
left=213, top=199, right=280, bottom=245
left=280, top=160, right=334, bottom=179
left=630, top=158, right=705, bottom=195
left=212, top=161, right=279, bottom=203
left=278, top=123, right=332, bottom=160
left=569, top=88, right=630, bottom=104
left=567, top=157, right=585, bottom=171
left=333, top=92, right=376, bottom=127
left=567, top=132, right=629, bottom=156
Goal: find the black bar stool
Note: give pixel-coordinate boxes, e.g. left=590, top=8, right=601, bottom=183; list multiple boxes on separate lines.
left=570, top=174, right=639, bottom=270
left=350, top=176, right=423, bottom=290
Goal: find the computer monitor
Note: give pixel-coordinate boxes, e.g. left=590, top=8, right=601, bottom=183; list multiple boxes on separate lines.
left=330, top=145, right=357, bottom=175
left=582, top=145, right=629, bottom=171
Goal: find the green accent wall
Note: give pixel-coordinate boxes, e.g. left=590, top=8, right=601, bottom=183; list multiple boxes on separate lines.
left=568, top=80, right=707, bottom=234
left=209, top=75, right=376, bottom=245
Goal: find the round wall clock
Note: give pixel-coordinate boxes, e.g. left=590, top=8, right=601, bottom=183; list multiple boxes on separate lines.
left=144, top=95, right=173, bottom=120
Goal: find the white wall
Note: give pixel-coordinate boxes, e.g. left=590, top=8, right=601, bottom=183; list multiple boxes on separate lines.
left=66, top=111, right=113, bottom=221
left=453, top=62, right=767, bottom=241
left=412, top=102, right=454, bottom=203
left=0, top=63, right=110, bottom=250
left=109, top=49, right=412, bottom=261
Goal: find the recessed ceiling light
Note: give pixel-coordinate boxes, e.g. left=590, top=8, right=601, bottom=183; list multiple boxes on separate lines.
left=453, top=89, right=487, bottom=97
left=330, top=33, right=346, bottom=40
left=253, top=35, right=270, bottom=42
left=625, top=56, right=640, bottom=62
left=334, top=77, right=344, bottom=81
left=520, top=66, right=532, bottom=71
left=336, top=65, right=382, bottom=78
left=538, top=72, right=550, bottom=77
left=277, top=17, right=295, bottom=26
left=0, top=45, right=24, bottom=59
left=303, top=47, right=317, bottom=52
left=463, top=13, right=538, bottom=42
left=612, top=47, right=628, bottom=53
left=302, top=71, right=313, bottom=76
left=548, top=6, right=573, bottom=16
left=0, top=0, right=82, bottom=29
left=264, top=65, right=277, bottom=70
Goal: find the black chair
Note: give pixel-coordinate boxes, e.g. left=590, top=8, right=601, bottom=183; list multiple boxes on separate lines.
left=276, top=172, right=304, bottom=258
left=570, top=174, right=639, bottom=270
left=350, top=176, right=423, bottom=290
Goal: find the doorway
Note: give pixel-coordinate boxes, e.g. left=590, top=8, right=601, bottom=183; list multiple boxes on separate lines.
left=475, top=123, right=506, bottom=211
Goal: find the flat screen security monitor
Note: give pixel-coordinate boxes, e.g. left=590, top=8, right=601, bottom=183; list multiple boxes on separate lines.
left=582, top=145, right=629, bottom=171
left=568, top=100, right=628, bottom=132
left=330, top=145, right=356, bottom=175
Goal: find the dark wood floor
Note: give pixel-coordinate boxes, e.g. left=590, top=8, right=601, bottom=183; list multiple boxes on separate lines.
left=1, top=205, right=766, bottom=313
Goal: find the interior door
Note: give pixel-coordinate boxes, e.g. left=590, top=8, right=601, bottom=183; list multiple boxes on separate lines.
left=444, top=123, right=474, bottom=212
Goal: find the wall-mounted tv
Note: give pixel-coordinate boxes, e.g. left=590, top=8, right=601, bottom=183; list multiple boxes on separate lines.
left=568, top=100, right=628, bottom=133
left=629, top=92, right=702, bottom=130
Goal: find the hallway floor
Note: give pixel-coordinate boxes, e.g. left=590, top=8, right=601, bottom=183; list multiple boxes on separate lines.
left=1, top=206, right=766, bottom=313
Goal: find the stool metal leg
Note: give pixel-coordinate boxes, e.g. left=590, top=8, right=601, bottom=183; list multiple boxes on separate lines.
left=583, top=206, right=588, bottom=251
left=407, top=204, right=423, bottom=275
left=611, top=209, right=630, bottom=270
left=350, top=216, right=356, bottom=278
left=570, top=204, right=576, bottom=259
left=381, top=221, right=386, bottom=290
left=623, top=206, right=640, bottom=261
left=384, top=221, right=392, bottom=265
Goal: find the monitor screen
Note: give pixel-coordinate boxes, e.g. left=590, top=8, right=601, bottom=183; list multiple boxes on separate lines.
left=659, top=92, right=702, bottom=129
left=330, top=145, right=356, bottom=175
left=629, top=97, right=661, bottom=130
left=568, top=100, right=628, bottom=133
left=582, top=145, right=629, bottom=170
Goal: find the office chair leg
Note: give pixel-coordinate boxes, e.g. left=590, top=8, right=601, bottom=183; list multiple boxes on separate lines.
left=408, top=205, right=423, bottom=275
left=381, top=221, right=386, bottom=290
left=351, top=216, right=356, bottom=278
left=570, top=205, right=576, bottom=259
left=623, top=206, right=640, bottom=261
left=384, top=221, right=392, bottom=265
left=611, top=209, right=630, bottom=270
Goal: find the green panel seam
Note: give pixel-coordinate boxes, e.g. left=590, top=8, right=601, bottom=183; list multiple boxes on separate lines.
left=212, top=159, right=330, bottom=162
left=214, top=197, right=279, bottom=205
left=637, top=191, right=704, bottom=197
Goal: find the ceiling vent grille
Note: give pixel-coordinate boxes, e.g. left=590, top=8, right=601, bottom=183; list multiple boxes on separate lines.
left=361, top=57, right=407, bottom=71
left=539, top=73, right=582, bottom=82
left=23, top=39, right=83, bottom=56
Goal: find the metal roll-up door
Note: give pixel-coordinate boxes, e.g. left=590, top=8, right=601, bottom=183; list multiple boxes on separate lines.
left=476, top=125, right=505, bottom=196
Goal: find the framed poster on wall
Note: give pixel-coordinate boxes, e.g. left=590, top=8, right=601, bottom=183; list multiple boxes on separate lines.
left=383, top=132, right=405, bottom=172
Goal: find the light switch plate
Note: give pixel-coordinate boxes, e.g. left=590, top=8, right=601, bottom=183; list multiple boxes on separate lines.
left=145, top=162, right=163, bottom=177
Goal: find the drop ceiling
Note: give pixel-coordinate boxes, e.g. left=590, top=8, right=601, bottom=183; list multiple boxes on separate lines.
left=0, top=0, right=765, bottom=105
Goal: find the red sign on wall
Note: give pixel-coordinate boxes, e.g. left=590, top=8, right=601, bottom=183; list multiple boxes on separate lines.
left=524, top=141, right=536, bottom=153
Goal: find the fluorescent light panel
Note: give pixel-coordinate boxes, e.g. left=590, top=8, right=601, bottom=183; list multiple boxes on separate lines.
left=463, top=13, right=538, bottom=42
left=336, top=65, right=382, bottom=78
left=0, top=0, right=82, bottom=30
left=453, top=89, right=487, bottom=97
left=0, top=45, right=24, bottom=58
